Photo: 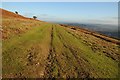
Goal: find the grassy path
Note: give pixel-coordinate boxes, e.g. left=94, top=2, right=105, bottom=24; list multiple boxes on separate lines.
left=3, top=23, right=119, bottom=78
left=3, top=23, right=52, bottom=78
left=44, top=24, right=118, bottom=78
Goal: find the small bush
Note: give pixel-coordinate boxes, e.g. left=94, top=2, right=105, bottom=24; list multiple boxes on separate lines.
left=33, top=16, right=37, bottom=19
left=15, top=11, right=18, bottom=14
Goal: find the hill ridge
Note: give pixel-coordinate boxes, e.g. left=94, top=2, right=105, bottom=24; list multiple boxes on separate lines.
left=0, top=8, right=40, bottom=21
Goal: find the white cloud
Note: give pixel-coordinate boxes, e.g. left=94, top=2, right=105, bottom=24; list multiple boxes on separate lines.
left=79, top=17, right=118, bottom=26
left=23, top=12, right=118, bottom=26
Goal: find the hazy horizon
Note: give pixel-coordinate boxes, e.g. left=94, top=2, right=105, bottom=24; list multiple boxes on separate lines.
left=1, top=2, right=118, bottom=26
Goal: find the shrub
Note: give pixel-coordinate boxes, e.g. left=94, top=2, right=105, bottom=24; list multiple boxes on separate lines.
left=15, top=11, right=18, bottom=14
left=33, top=16, right=37, bottom=19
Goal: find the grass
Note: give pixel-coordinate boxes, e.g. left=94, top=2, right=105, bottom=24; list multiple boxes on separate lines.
left=48, top=25, right=118, bottom=78
left=2, top=17, right=119, bottom=78
left=2, top=19, right=52, bottom=77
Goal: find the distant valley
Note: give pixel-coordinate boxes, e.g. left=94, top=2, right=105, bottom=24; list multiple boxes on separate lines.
left=55, top=22, right=119, bottom=39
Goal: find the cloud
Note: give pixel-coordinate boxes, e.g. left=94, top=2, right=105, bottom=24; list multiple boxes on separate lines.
left=80, top=17, right=118, bottom=26
left=23, top=12, right=118, bottom=26
left=40, top=14, right=48, bottom=16
left=23, top=12, right=65, bottom=22
left=36, top=14, right=64, bottom=22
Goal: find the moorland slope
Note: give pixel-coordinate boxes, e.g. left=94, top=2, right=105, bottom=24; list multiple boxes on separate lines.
left=1, top=8, right=120, bottom=78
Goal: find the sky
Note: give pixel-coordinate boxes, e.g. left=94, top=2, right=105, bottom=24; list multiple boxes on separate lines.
left=1, top=2, right=118, bottom=25
left=1, top=0, right=119, bottom=2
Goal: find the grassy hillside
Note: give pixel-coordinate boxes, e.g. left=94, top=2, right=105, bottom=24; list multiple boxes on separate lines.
left=1, top=9, right=120, bottom=78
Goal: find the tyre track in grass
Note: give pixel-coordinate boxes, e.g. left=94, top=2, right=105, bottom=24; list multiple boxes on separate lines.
left=43, top=24, right=90, bottom=78
left=65, top=28, right=119, bottom=62
left=44, top=25, right=54, bottom=78
left=43, top=24, right=118, bottom=78
left=56, top=26, right=90, bottom=78
left=58, top=25, right=118, bottom=78
left=44, top=25, right=65, bottom=78
left=56, top=26, right=98, bottom=78
left=22, top=24, right=52, bottom=78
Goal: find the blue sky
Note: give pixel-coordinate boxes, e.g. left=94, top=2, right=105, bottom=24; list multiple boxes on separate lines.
left=2, top=2, right=118, bottom=25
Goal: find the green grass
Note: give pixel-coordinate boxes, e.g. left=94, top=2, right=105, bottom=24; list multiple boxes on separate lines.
left=2, top=18, right=119, bottom=78
left=49, top=25, right=118, bottom=78
left=2, top=20, right=52, bottom=77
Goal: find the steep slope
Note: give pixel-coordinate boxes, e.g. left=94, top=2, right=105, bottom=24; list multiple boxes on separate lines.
left=1, top=9, right=120, bottom=78
left=1, top=8, right=31, bottom=19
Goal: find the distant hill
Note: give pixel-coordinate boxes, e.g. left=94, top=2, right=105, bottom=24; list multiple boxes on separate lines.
left=61, top=22, right=119, bottom=39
